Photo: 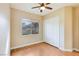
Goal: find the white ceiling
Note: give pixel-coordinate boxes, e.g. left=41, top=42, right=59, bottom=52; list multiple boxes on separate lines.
left=11, top=3, right=79, bottom=16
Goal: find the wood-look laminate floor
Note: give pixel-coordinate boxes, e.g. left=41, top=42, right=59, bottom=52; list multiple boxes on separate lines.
left=11, top=42, right=79, bottom=56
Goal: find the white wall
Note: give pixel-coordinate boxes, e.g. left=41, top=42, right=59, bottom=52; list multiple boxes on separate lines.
left=64, top=7, right=73, bottom=51
left=0, top=4, right=10, bottom=55
left=11, top=8, right=43, bottom=49
left=73, top=7, right=79, bottom=50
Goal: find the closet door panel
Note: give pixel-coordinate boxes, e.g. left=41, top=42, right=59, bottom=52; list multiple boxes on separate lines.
left=44, top=16, right=60, bottom=48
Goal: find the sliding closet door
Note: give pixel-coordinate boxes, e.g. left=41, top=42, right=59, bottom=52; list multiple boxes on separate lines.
left=44, top=16, right=60, bottom=48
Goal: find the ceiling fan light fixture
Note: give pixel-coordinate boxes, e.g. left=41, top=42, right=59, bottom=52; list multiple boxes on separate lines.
left=32, top=3, right=52, bottom=12
left=40, top=6, right=45, bottom=10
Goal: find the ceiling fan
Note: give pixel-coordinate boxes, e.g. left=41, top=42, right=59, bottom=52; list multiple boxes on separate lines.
left=32, top=3, right=52, bottom=12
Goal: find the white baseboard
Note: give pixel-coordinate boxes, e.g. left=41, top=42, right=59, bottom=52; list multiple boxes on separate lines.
left=11, top=40, right=79, bottom=52
left=45, top=41, right=73, bottom=52
left=63, top=48, right=79, bottom=52
left=73, top=48, right=79, bottom=51
left=59, top=47, right=64, bottom=51
left=63, top=49, right=73, bottom=52
left=11, top=41, right=44, bottom=50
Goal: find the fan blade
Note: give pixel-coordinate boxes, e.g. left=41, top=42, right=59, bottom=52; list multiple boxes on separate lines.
left=40, top=10, right=43, bottom=12
left=32, top=6, right=41, bottom=9
left=38, top=3, right=42, bottom=5
left=45, top=7, right=52, bottom=10
left=38, top=3, right=44, bottom=6
left=46, top=3, right=50, bottom=5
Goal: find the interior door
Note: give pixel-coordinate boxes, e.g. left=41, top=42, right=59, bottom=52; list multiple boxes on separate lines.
left=44, top=16, right=60, bottom=48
